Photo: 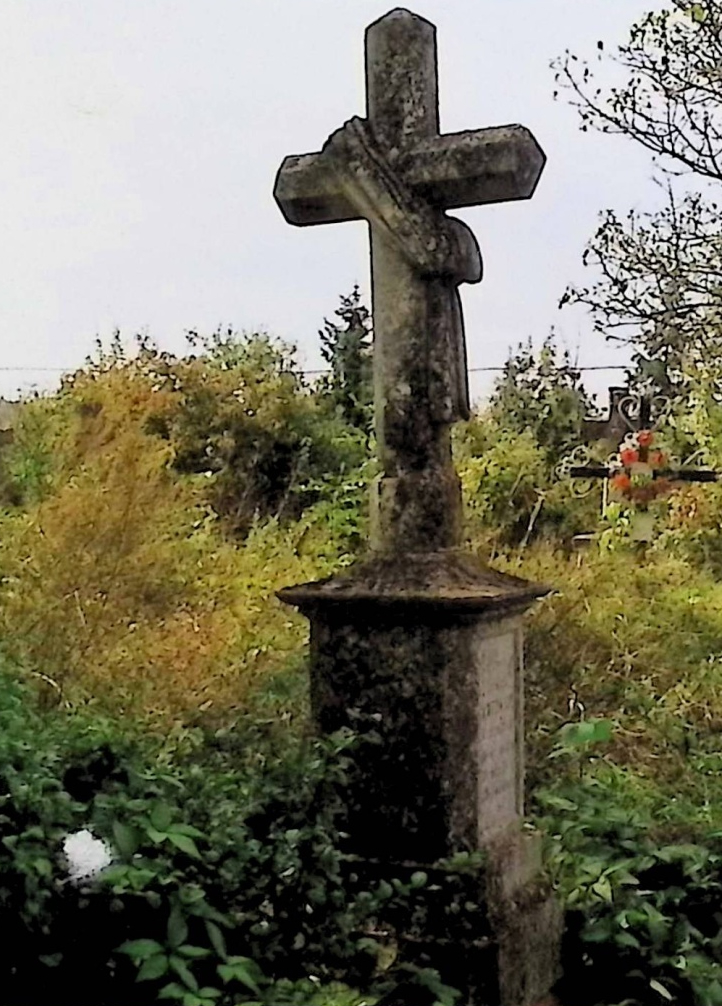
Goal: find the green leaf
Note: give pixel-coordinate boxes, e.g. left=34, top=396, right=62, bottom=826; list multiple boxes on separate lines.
left=147, top=826, right=170, bottom=844
left=591, top=877, right=613, bottom=902
left=151, top=803, right=174, bottom=831
left=582, top=919, right=613, bottom=943
left=167, top=833, right=201, bottom=859
left=410, top=871, right=428, bottom=889
left=614, top=931, right=641, bottom=949
left=118, top=939, right=165, bottom=961
left=204, top=920, right=227, bottom=960
left=168, top=905, right=189, bottom=949
left=169, top=823, right=207, bottom=840
left=170, top=956, right=199, bottom=992
left=589, top=719, right=613, bottom=743
left=113, top=821, right=140, bottom=858
left=650, top=979, right=674, bottom=1001
left=193, top=903, right=231, bottom=927
left=38, top=953, right=63, bottom=968
left=138, top=954, right=170, bottom=982
left=129, top=867, right=158, bottom=891
left=376, top=879, right=393, bottom=899
left=178, top=945, right=211, bottom=960
left=217, top=958, right=262, bottom=993
left=559, top=718, right=613, bottom=748
left=158, top=982, right=187, bottom=1000
left=101, top=865, right=129, bottom=888
left=539, top=794, right=578, bottom=812
left=216, top=964, right=234, bottom=985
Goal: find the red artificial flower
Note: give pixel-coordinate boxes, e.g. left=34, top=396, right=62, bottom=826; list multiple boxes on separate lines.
left=620, top=447, right=639, bottom=466
left=637, top=430, right=654, bottom=448
left=611, top=472, right=631, bottom=492
left=650, top=450, right=667, bottom=467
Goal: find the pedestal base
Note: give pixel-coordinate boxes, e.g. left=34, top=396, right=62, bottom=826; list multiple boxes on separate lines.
left=278, top=550, right=561, bottom=1005
left=343, top=838, right=562, bottom=1006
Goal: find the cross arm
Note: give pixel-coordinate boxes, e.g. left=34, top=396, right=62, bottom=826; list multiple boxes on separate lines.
left=570, top=466, right=609, bottom=479
left=570, top=466, right=720, bottom=482
left=274, top=123, right=546, bottom=226
left=663, top=469, right=719, bottom=483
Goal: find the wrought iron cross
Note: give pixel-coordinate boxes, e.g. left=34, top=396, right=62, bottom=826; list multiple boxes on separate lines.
left=559, top=389, right=719, bottom=492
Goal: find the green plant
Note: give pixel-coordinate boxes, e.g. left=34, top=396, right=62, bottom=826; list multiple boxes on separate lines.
left=0, top=663, right=471, bottom=1006
left=539, top=765, right=722, bottom=1006
left=487, top=334, right=592, bottom=462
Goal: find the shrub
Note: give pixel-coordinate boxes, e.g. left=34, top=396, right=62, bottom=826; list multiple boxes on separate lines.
left=539, top=763, right=722, bottom=1006
left=0, top=335, right=367, bottom=719
left=455, top=415, right=598, bottom=548
left=0, top=662, right=473, bottom=1006
left=491, top=545, right=722, bottom=799
left=144, top=328, right=369, bottom=535
left=487, top=334, right=592, bottom=463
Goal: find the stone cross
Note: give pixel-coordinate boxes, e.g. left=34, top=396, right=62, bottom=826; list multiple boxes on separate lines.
left=274, top=8, right=545, bottom=553
left=274, top=13, right=561, bottom=1002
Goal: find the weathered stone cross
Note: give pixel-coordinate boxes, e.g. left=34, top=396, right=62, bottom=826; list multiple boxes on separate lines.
left=274, top=15, right=562, bottom=998
left=275, top=8, right=545, bottom=553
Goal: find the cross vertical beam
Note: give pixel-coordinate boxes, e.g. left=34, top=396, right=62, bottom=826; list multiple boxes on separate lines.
left=364, top=12, right=465, bottom=550
left=274, top=7, right=545, bottom=553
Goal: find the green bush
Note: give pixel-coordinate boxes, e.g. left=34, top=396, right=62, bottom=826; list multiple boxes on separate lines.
left=0, top=662, right=475, bottom=1006
left=539, top=759, right=722, bottom=1006
left=142, top=328, right=369, bottom=535
left=455, top=415, right=598, bottom=547
left=487, top=334, right=592, bottom=463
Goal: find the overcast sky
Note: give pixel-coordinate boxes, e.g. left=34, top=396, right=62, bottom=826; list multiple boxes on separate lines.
left=0, top=0, right=659, bottom=404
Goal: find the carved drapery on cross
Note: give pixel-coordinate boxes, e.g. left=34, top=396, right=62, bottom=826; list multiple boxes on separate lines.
left=322, top=115, right=482, bottom=425
left=274, top=8, right=545, bottom=551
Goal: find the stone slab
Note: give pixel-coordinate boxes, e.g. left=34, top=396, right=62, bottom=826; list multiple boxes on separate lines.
left=474, top=627, right=523, bottom=842
left=278, top=549, right=548, bottom=614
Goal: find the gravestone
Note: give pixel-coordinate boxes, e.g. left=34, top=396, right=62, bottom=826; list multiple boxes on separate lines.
left=568, top=387, right=719, bottom=488
left=275, top=10, right=561, bottom=1004
left=582, top=386, right=633, bottom=447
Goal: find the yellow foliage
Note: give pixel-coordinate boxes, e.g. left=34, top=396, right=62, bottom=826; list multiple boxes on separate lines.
left=0, top=360, right=340, bottom=723
left=492, top=543, right=722, bottom=788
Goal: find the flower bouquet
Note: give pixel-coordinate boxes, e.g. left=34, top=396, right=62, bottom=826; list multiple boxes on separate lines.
left=607, top=429, right=673, bottom=540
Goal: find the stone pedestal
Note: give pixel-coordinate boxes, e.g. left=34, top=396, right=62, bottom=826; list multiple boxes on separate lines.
left=279, top=550, right=563, bottom=1005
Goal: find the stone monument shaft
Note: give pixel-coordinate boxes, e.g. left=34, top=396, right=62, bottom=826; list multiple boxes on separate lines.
left=274, top=8, right=545, bottom=552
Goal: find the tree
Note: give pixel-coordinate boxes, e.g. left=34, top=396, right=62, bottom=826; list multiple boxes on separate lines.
left=317, top=287, right=373, bottom=435
left=555, top=3, right=722, bottom=179
left=554, top=1, right=722, bottom=394
left=487, top=334, right=593, bottom=461
left=558, top=183, right=722, bottom=392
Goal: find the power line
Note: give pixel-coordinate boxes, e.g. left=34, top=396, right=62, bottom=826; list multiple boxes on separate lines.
left=0, top=364, right=630, bottom=375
